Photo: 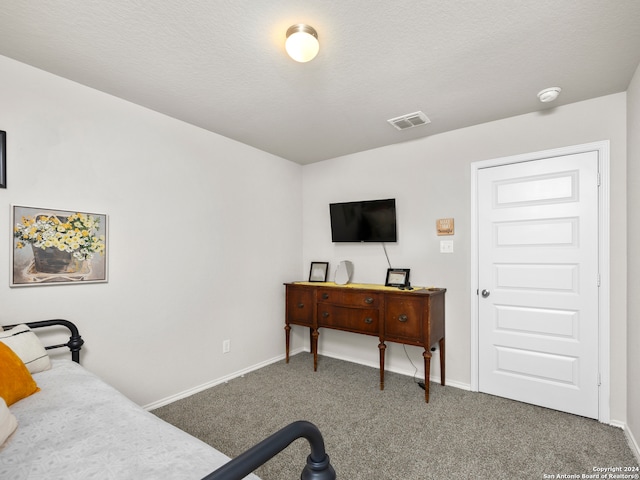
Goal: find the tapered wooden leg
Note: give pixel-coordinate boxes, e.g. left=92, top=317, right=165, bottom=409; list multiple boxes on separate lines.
left=423, top=350, right=432, bottom=403
left=439, top=337, right=445, bottom=386
left=285, top=324, right=291, bottom=363
left=312, top=328, right=319, bottom=371
left=378, top=342, right=386, bottom=390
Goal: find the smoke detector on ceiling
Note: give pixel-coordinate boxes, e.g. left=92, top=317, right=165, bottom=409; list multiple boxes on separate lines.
left=387, top=111, right=431, bottom=131
left=537, top=87, right=562, bottom=103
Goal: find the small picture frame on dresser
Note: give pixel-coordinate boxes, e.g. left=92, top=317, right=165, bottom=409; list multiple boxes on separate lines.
left=385, top=268, right=410, bottom=287
left=309, top=262, right=329, bottom=282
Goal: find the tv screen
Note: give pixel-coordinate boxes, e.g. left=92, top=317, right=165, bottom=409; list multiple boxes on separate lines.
left=330, top=199, right=397, bottom=242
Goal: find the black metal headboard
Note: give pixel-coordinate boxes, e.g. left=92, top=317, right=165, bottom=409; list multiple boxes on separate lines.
left=2, top=319, right=84, bottom=363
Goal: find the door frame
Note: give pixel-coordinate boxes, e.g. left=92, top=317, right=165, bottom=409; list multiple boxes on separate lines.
left=470, top=140, right=610, bottom=423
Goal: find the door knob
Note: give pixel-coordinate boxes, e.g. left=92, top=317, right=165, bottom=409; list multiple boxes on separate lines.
left=481, top=289, right=490, bottom=298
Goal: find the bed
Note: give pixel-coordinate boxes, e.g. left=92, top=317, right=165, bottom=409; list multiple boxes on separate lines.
left=0, top=320, right=335, bottom=480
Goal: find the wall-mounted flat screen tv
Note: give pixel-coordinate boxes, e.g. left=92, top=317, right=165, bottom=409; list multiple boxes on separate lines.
left=329, top=198, right=397, bottom=242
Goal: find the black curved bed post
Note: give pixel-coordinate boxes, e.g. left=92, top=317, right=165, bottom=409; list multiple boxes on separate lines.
left=3, top=319, right=84, bottom=363
left=202, top=420, right=336, bottom=480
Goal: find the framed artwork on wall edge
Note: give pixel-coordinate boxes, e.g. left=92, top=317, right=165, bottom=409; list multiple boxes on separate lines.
left=11, top=205, right=108, bottom=287
left=0, top=130, right=6, bottom=188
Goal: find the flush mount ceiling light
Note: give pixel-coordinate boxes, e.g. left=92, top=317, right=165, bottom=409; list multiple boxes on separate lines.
left=285, top=24, right=319, bottom=62
left=537, top=87, right=562, bottom=103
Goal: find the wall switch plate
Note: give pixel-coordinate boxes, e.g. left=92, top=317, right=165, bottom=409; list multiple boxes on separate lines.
left=440, top=240, right=454, bottom=253
left=222, top=339, right=231, bottom=353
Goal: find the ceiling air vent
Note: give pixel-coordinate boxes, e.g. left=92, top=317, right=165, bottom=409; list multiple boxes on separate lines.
left=387, top=111, right=431, bottom=131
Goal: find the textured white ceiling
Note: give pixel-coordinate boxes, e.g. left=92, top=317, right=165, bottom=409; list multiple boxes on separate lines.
left=1, top=1, right=639, bottom=164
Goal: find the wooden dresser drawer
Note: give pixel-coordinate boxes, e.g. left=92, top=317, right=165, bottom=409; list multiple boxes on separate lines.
left=384, top=297, right=423, bottom=342
left=286, top=287, right=314, bottom=326
left=317, top=305, right=379, bottom=335
left=317, top=289, right=379, bottom=308
left=316, top=288, right=344, bottom=304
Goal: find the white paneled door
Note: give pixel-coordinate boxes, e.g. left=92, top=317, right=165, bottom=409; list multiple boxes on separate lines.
left=477, top=151, right=600, bottom=418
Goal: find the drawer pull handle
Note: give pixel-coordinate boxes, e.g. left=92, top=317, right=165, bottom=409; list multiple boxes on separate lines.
left=322, top=293, right=329, bottom=300
left=364, top=297, right=374, bottom=304
left=322, top=312, right=330, bottom=318
left=364, top=317, right=373, bottom=324
left=297, top=303, right=305, bottom=309
left=398, top=314, right=408, bottom=323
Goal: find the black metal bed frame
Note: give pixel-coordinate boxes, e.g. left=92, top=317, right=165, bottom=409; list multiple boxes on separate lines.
left=3, top=318, right=84, bottom=363
left=203, top=420, right=335, bottom=480
left=2, top=319, right=336, bottom=480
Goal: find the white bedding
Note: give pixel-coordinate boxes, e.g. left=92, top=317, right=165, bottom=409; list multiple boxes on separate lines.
left=0, top=359, right=261, bottom=480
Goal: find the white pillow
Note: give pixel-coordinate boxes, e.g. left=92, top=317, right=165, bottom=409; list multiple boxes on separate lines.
left=0, top=398, right=18, bottom=447
left=0, top=324, right=51, bottom=373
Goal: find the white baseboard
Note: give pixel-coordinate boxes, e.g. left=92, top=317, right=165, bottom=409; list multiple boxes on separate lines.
left=143, top=347, right=306, bottom=411
left=625, top=423, right=640, bottom=464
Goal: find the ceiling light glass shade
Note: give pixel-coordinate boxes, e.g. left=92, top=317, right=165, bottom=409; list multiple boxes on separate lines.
left=285, top=24, right=319, bottom=62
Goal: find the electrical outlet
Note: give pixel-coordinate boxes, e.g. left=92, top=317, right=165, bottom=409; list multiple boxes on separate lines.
left=222, top=339, right=231, bottom=353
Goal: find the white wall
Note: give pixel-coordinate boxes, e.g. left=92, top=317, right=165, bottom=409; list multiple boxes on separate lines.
left=0, top=55, right=303, bottom=406
left=0, top=52, right=633, bottom=429
left=626, top=63, right=640, bottom=455
left=301, top=94, right=628, bottom=422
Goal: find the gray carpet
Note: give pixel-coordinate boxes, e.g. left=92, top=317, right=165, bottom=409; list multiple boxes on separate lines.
left=153, top=353, right=638, bottom=479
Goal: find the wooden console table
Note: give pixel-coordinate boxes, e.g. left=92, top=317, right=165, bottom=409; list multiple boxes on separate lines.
left=284, top=282, right=446, bottom=402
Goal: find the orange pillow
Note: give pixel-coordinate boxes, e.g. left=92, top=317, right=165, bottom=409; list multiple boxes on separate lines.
left=0, top=341, right=40, bottom=406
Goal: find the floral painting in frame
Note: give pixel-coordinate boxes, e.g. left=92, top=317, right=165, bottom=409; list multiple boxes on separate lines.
left=0, top=130, right=6, bottom=188
left=11, top=205, right=108, bottom=286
